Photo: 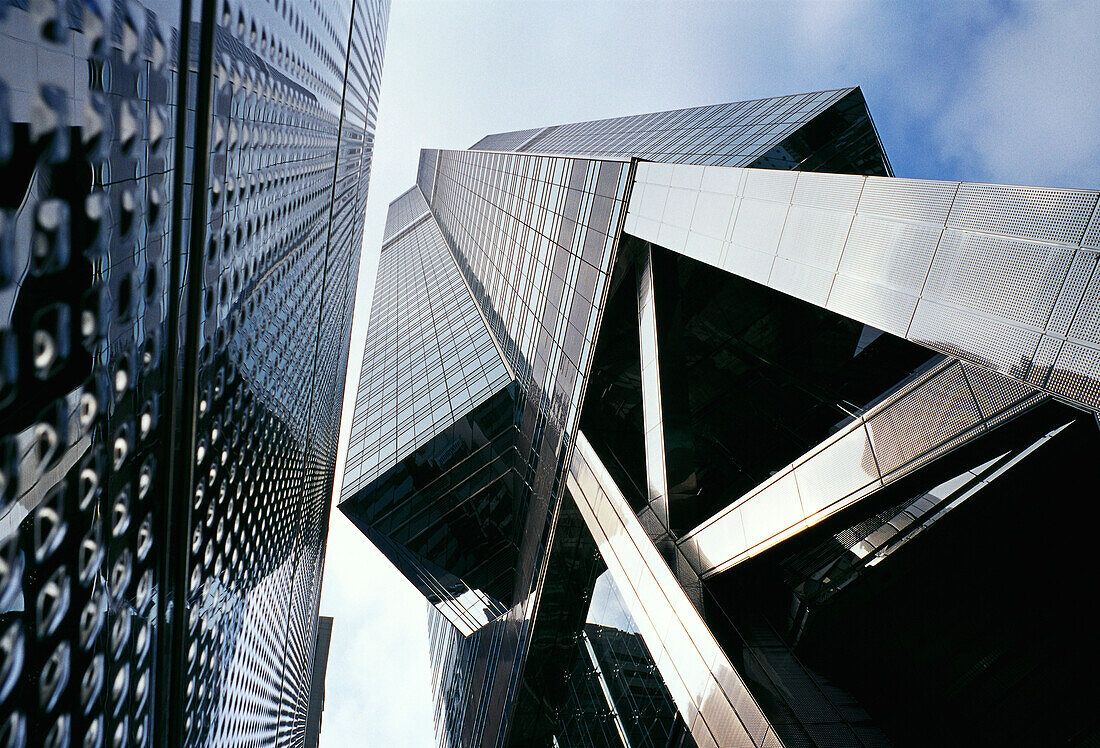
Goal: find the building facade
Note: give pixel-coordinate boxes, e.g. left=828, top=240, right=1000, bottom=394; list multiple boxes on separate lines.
left=343, top=87, right=1100, bottom=747
left=305, top=616, right=334, bottom=748
left=0, top=0, right=387, bottom=745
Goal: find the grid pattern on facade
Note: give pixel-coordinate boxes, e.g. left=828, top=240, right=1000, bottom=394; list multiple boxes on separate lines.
left=469, top=126, right=549, bottom=154
left=470, top=89, right=851, bottom=166
left=362, top=147, right=634, bottom=746
left=0, top=0, right=389, bottom=744
left=420, top=148, right=629, bottom=431
left=418, top=150, right=440, bottom=204
left=342, top=192, right=512, bottom=500
left=427, top=605, right=478, bottom=748
left=383, top=186, right=431, bottom=243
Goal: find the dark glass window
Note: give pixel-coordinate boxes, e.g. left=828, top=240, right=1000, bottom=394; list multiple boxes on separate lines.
left=703, top=402, right=1100, bottom=747
left=649, top=243, right=937, bottom=533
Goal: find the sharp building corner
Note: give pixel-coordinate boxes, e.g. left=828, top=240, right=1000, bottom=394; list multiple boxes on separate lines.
left=342, top=86, right=1100, bottom=747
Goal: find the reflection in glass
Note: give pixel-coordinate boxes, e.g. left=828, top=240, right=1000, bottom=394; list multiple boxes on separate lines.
left=703, top=401, right=1100, bottom=747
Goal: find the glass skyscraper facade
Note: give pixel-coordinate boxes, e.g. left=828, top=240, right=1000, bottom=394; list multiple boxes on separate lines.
left=0, top=0, right=387, bottom=745
left=343, top=86, right=1100, bottom=747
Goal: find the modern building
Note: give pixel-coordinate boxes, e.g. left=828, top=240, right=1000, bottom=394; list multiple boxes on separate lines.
left=0, top=0, right=387, bottom=745
left=305, top=616, right=335, bottom=748
left=342, top=87, right=1100, bottom=747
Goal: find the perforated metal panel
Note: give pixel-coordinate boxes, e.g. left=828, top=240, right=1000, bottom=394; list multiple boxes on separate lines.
left=962, top=362, right=1043, bottom=422
left=946, top=183, right=1097, bottom=246
left=1049, top=341, right=1100, bottom=411
left=0, top=0, right=389, bottom=745
left=1066, top=256, right=1100, bottom=346
left=908, top=298, right=1041, bottom=377
left=790, top=171, right=863, bottom=213
left=1081, top=205, right=1100, bottom=249
left=1046, top=250, right=1097, bottom=337
left=866, top=362, right=982, bottom=475
left=628, top=163, right=1100, bottom=415
left=676, top=350, right=1048, bottom=579
left=922, top=230, right=1072, bottom=330
left=857, top=176, right=956, bottom=224
left=0, top=3, right=185, bottom=744
left=836, top=215, right=940, bottom=295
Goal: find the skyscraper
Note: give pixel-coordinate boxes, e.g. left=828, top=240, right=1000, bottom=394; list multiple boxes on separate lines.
left=0, top=0, right=388, bottom=745
left=342, top=87, right=1100, bottom=747
left=305, top=616, right=334, bottom=748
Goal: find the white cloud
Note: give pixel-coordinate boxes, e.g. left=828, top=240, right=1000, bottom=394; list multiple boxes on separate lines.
left=933, top=0, right=1100, bottom=187
left=319, top=514, right=434, bottom=748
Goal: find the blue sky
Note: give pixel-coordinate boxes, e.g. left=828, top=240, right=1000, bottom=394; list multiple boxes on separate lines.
left=319, top=2, right=1100, bottom=746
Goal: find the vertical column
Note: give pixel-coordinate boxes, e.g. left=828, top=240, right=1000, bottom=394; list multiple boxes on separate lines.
left=637, top=243, right=670, bottom=531
left=581, top=630, right=632, bottom=748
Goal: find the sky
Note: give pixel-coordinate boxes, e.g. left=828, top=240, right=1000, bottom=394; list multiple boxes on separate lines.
left=317, top=2, right=1100, bottom=746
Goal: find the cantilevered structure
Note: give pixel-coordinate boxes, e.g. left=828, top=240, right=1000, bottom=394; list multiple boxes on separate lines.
left=342, top=87, right=1100, bottom=747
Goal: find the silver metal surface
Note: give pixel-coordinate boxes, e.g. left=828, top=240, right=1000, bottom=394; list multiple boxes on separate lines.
left=637, top=245, right=670, bottom=528
left=679, top=358, right=1045, bottom=577
left=569, top=432, right=776, bottom=748
left=627, top=163, right=1100, bottom=413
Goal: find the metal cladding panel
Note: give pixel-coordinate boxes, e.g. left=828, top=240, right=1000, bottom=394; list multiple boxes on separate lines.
left=567, top=432, right=772, bottom=748
left=923, top=229, right=1073, bottom=329
left=1067, top=257, right=1100, bottom=344
left=626, top=162, right=1100, bottom=413
left=792, top=424, right=878, bottom=517
left=679, top=357, right=1045, bottom=578
left=636, top=245, right=669, bottom=528
left=0, top=0, right=389, bottom=745
left=946, top=182, right=1096, bottom=245
left=857, top=176, right=957, bottom=224
left=865, top=362, right=984, bottom=475
left=1082, top=204, right=1100, bottom=249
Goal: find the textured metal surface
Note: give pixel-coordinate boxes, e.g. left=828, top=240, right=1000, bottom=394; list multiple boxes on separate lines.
left=679, top=358, right=1045, bottom=577
left=568, top=432, right=772, bottom=748
left=0, top=0, right=389, bottom=745
left=626, top=162, right=1100, bottom=413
